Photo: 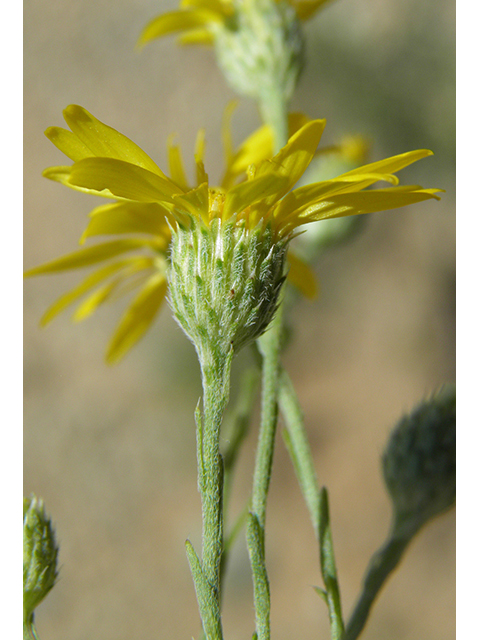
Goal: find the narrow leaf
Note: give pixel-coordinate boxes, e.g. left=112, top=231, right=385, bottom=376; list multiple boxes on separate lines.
left=319, top=487, right=344, bottom=639
left=279, top=369, right=320, bottom=533
left=185, top=541, right=223, bottom=640
left=247, top=513, right=270, bottom=640
left=313, top=586, right=328, bottom=603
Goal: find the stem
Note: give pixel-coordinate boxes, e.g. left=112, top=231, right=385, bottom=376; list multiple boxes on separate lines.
left=279, top=370, right=345, bottom=638
left=23, top=617, right=39, bottom=640
left=223, top=363, right=261, bottom=520
left=248, top=307, right=284, bottom=640
left=278, top=368, right=320, bottom=535
left=195, top=347, right=234, bottom=639
left=259, top=84, right=289, bottom=152
left=220, top=362, right=261, bottom=597
left=342, top=532, right=411, bottom=640
left=252, top=307, right=284, bottom=529
left=248, top=78, right=288, bottom=640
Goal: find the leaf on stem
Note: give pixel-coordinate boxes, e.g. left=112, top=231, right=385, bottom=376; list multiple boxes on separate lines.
left=246, top=513, right=271, bottom=640
left=185, top=540, right=223, bottom=640
left=318, top=488, right=344, bottom=640
left=313, top=585, right=328, bottom=603
left=278, top=368, right=320, bottom=534
left=194, top=400, right=205, bottom=492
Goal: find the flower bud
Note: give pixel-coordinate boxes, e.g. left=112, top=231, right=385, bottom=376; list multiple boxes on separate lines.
left=23, top=495, right=59, bottom=623
left=382, top=386, right=456, bottom=537
left=213, top=0, right=304, bottom=105
left=168, top=215, right=288, bottom=360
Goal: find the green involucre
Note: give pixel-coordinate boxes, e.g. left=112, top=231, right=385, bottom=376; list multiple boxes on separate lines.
left=383, top=385, right=456, bottom=536
left=168, top=216, right=288, bottom=359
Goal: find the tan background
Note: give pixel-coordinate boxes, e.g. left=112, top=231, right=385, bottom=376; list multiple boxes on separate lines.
left=24, top=1, right=455, bottom=639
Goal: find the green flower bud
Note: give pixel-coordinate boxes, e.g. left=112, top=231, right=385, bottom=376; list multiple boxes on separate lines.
left=213, top=0, right=304, bottom=106
left=382, top=386, right=456, bottom=537
left=168, top=215, right=288, bottom=361
left=23, top=496, right=59, bottom=625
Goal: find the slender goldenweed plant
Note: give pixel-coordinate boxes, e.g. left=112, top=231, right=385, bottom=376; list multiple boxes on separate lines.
left=24, top=1, right=455, bottom=639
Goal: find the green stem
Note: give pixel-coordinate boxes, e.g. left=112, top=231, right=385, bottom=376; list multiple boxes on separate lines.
left=342, top=532, right=412, bottom=640
left=259, top=84, right=289, bottom=152
left=278, top=368, right=320, bottom=534
left=248, top=80, right=288, bottom=640
left=220, top=362, right=261, bottom=596
left=248, top=307, right=284, bottom=640
left=279, top=370, right=345, bottom=639
left=223, top=364, right=261, bottom=520
left=23, top=617, right=39, bottom=640
left=194, top=348, right=234, bottom=639
left=252, top=307, right=284, bottom=529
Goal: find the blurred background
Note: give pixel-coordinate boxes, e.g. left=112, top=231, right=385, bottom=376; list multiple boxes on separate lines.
left=24, top=1, right=455, bottom=639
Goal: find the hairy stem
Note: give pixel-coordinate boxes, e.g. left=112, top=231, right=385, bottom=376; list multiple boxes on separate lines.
left=194, top=348, right=234, bottom=639
left=342, top=532, right=412, bottom=640
left=248, top=307, right=284, bottom=640
left=252, top=307, right=284, bottom=529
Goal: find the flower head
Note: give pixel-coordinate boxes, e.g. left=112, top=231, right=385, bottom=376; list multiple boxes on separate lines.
left=138, top=0, right=332, bottom=49
left=25, top=105, right=441, bottom=362
left=383, top=385, right=456, bottom=538
left=138, top=1, right=332, bottom=129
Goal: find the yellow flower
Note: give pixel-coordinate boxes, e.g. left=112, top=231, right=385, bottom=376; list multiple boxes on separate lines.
left=25, top=105, right=441, bottom=363
left=138, top=0, right=331, bottom=48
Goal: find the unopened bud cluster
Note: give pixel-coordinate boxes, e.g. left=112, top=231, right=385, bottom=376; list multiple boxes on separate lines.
left=382, top=386, right=456, bottom=537
left=213, top=0, right=304, bottom=104
left=23, top=495, right=59, bottom=622
left=168, top=216, right=288, bottom=361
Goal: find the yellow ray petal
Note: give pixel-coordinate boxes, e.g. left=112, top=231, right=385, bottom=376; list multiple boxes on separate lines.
left=24, top=238, right=156, bottom=276
left=287, top=112, right=311, bottom=135
left=221, top=112, right=311, bottom=190
left=72, top=260, right=156, bottom=322
left=44, top=127, right=92, bottom=162
left=167, top=136, right=189, bottom=190
left=72, top=279, right=122, bottom=322
left=222, top=173, right=290, bottom=220
left=106, top=273, right=168, bottom=364
left=172, top=182, right=210, bottom=223
left=256, top=119, right=326, bottom=206
left=226, top=124, right=273, bottom=180
left=42, top=165, right=119, bottom=199
left=338, top=149, right=434, bottom=182
left=80, top=202, right=172, bottom=244
left=286, top=251, right=318, bottom=298
left=43, top=165, right=75, bottom=185
left=138, top=9, right=223, bottom=47
left=287, top=187, right=443, bottom=229
left=68, top=157, right=184, bottom=202
left=40, top=258, right=154, bottom=325
left=194, top=130, right=208, bottom=188
left=181, top=0, right=234, bottom=16
left=177, top=28, right=215, bottom=46
left=195, top=128, right=206, bottom=164
left=274, top=172, right=400, bottom=223
left=61, top=105, right=164, bottom=176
